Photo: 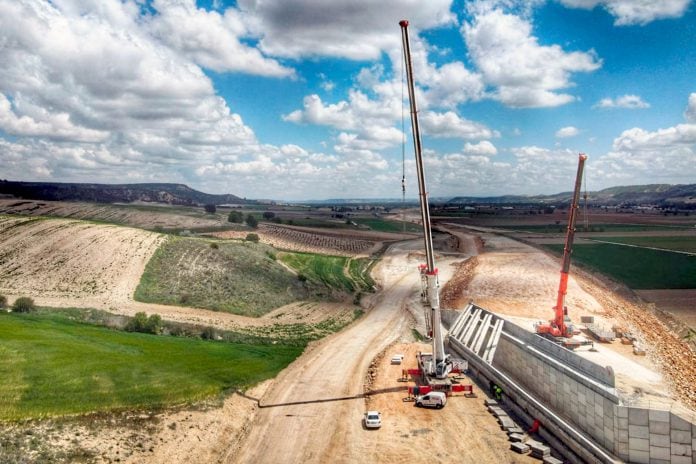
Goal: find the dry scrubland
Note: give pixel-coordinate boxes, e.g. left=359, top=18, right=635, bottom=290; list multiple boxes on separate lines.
left=0, top=216, right=164, bottom=306
left=0, top=199, right=227, bottom=230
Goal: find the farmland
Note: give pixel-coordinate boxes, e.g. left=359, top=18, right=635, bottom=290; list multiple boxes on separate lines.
left=545, top=243, right=696, bottom=289
left=134, top=237, right=309, bottom=317
left=278, top=252, right=376, bottom=293
left=0, top=311, right=301, bottom=421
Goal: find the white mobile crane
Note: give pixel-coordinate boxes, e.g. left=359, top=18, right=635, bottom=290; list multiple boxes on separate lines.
left=400, top=20, right=452, bottom=380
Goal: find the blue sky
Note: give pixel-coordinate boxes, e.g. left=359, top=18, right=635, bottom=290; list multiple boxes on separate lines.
left=0, top=0, right=695, bottom=200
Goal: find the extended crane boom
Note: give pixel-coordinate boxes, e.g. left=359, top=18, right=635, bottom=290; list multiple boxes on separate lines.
left=400, top=20, right=450, bottom=378
left=536, top=153, right=588, bottom=339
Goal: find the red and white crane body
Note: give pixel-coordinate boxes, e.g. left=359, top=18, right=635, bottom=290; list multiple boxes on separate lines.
left=400, top=20, right=451, bottom=379
left=536, top=153, right=588, bottom=339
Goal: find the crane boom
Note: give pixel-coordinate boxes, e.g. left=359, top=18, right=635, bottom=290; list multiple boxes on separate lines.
left=555, top=153, right=588, bottom=332
left=400, top=20, right=449, bottom=378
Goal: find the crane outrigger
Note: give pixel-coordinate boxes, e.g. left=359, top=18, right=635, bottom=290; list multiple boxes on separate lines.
left=400, top=20, right=452, bottom=379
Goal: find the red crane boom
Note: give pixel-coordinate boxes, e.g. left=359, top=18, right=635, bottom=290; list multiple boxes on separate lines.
left=537, top=153, right=588, bottom=339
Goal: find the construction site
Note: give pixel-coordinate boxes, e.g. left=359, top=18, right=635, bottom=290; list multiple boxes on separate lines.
left=1, top=17, right=695, bottom=464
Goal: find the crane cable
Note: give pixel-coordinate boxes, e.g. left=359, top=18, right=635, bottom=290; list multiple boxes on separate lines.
left=583, top=162, right=589, bottom=232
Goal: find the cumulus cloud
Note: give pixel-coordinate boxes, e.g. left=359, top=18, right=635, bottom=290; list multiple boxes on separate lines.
left=685, top=93, right=696, bottom=122
left=462, top=8, right=601, bottom=108
left=558, top=0, right=691, bottom=25
left=555, top=126, right=580, bottom=138
left=0, top=0, right=267, bottom=191
left=594, top=94, right=650, bottom=109
left=420, top=111, right=498, bottom=140
left=238, top=0, right=455, bottom=60
left=463, top=140, right=498, bottom=156
left=148, top=0, right=294, bottom=77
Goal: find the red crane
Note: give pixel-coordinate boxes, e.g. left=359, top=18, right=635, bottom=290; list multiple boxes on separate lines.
left=536, top=153, right=588, bottom=339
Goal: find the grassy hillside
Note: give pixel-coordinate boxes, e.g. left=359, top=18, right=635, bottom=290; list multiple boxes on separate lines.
left=279, top=252, right=376, bottom=293
left=134, top=237, right=308, bottom=316
left=0, top=312, right=301, bottom=420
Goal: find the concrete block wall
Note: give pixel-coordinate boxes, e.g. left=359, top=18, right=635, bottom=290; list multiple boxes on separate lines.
left=613, top=406, right=696, bottom=464
left=492, top=334, right=620, bottom=452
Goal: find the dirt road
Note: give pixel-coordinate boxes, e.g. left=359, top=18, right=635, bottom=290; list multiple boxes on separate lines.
left=231, top=242, right=418, bottom=464
left=230, top=240, right=535, bottom=464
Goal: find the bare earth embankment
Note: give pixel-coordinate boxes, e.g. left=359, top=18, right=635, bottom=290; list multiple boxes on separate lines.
left=440, top=225, right=696, bottom=411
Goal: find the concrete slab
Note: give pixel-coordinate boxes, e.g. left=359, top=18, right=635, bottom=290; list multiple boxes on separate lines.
left=629, top=437, right=650, bottom=452
left=508, top=433, right=525, bottom=443
left=628, top=448, right=649, bottom=464
left=669, top=455, right=692, bottom=464
left=672, top=414, right=693, bottom=431
left=672, top=430, right=692, bottom=444
left=649, top=420, right=671, bottom=435
left=671, top=443, right=692, bottom=456
left=542, top=456, right=563, bottom=464
left=649, top=445, right=671, bottom=460
left=630, top=408, right=650, bottom=426
left=649, top=433, right=670, bottom=448
left=649, top=409, right=670, bottom=422
left=629, top=424, right=650, bottom=439
left=510, top=442, right=529, bottom=454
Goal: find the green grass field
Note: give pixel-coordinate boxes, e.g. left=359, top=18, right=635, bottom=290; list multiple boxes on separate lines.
left=279, top=253, right=375, bottom=293
left=590, top=236, right=696, bottom=253
left=134, top=237, right=307, bottom=316
left=503, top=223, right=692, bottom=233
left=545, top=243, right=696, bottom=289
left=0, top=312, right=302, bottom=421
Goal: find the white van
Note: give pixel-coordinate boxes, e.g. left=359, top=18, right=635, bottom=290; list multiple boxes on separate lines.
left=415, top=391, right=447, bottom=409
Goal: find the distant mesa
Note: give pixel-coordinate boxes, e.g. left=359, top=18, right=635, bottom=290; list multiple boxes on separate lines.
left=0, top=180, right=253, bottom=206
left=447, top=184, right=696, bottom=207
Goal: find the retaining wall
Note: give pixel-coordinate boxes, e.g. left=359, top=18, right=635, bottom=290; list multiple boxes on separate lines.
left=445, top=305, right=696, bottom=463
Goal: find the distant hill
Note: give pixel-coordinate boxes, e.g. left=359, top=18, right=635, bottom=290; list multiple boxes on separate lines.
left=0, top=180, right=251, bottom=206
left=448, top=184, right=696, bottom=207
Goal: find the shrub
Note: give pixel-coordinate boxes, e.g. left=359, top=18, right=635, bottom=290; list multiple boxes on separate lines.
left=12, top=297, right=35, bottom=313
left=246, top=233, right=260, bottom=243
left=201, top=326, right=218, bottom=340
left=0, top=294, right=7, bottom=309
left=262, top=211, right=275, bottom=220
left=179, top=293, right=191, bottom=304
left=228, top=211, right=243, bottom=223
left=245, top=214, right=258, bottom=228
left=125, top=312, right=162, bottom=334
left=204, top=204, right=216, bottom=214
left=297, top=273, right=307, bottom=282
left=210, top=242, right=219, bottom=249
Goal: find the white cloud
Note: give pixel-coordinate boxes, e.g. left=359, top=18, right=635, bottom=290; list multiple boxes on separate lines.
left=559, top=0, right=691, bottom=25
left=685, top=93, right=696, bottom=122
left=594, top=94, right=650, bottom=109
left=238, top=0, right=455, bottom=60
left=420, top=111, right=498, bottom=140
left=555, top=126, right=580, bottom=138
left=462, top=8, right=601, bottom=108
left=148, top=0, right=294, bottom=77
left=463, top=140, right=498, bottom=156
left=0, top=93, right=109, bottom=142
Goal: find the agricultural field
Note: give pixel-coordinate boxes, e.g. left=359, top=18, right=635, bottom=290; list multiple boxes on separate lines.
left=0, top=311, right=302, bottom=421
left=544, top=243, right=696, bottom=289
left=278, top=252, right=376, bottom=293
left=0, top=199, right=233, bottom=233
left=134, top=237, right=309, bottom=316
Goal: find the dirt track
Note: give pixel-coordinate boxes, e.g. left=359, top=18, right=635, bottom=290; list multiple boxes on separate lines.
left=230, top=241, right=536, bottom=464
